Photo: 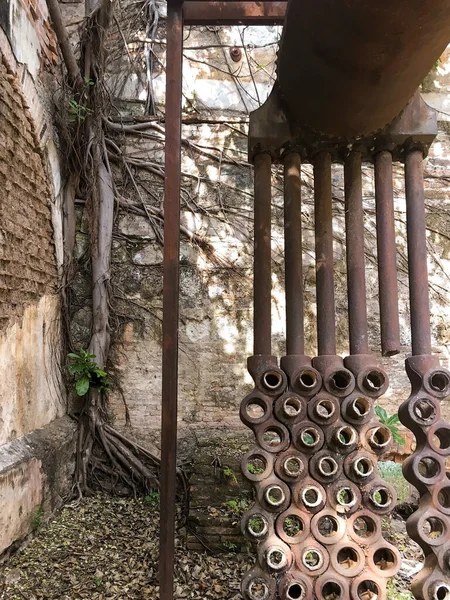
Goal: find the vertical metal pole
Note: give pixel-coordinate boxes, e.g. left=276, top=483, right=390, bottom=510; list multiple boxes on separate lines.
left=314, top=151, right=336, bottom=356
left=405, top=150, right=432, bottom=356
left=344, top=150, right=369, bottom=355
left=159, top=1, right=182, bottom=598
left=374, top=151, right=401, bottom=357
left=253, top=152, right=272, bottom=356
left=284, top=152, right=304, bottom=355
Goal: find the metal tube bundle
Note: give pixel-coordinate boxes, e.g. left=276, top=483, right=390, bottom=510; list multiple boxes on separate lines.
left=240, top=147, right=407, bottom=600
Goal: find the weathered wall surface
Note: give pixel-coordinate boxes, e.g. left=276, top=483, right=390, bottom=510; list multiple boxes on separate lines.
left=61, top=5, right=450, bottom=539
left=0, top=43, right=64, bottom=445
left=0, top=0, right=75, bottom=554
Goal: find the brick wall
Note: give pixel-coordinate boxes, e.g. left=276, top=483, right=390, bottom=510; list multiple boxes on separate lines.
left=0, top=57, right=57, bottom=333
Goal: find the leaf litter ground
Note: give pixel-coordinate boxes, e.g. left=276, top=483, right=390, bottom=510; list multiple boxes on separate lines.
left=0, top=496, right=423, bottom=600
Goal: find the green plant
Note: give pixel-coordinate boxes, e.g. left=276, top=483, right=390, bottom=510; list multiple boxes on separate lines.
left=378, top=461, right=410, bottom=503
left=247, top=461, right=265, bottom=475
left=375, top=406, right=405, bottom=445
left=222, top=541, right=238, bottom=552
left=223, top=499, right=239, bottom=512
left=249, top=517, right=265, bottom=534
left=222, top=466, right=238, bottom=486
left=144, top=491, right=160, bottom=507
left=68, top=99, right=93, bottom=121
left=222, top=498, right=251, bottom=517
left=67, top=349, right=109, bottom=397
left=283, top=516, right=302, bottom=536
left=386, top=578, right=413, bottom=600
left=31, top=504, right=43, bottom=532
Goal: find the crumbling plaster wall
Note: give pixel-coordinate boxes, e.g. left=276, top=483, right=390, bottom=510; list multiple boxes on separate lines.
left=0, top=0, right=76, bottom=555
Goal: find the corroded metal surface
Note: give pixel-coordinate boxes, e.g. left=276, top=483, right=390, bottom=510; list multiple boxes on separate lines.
left=183, top=1, right=286, bottom=25
left=240, top=352, right=401, bottom=600
left=159, top=0, right=183, bottom=597
left=276, top=0, right=450, bottom=138
left=399, top=148, right=450, bottom=600
left=399, top=355, right=450, bottom=600
left=241, top=150, right=404, bottom=600
left=374, top=151, right=401, bottom=357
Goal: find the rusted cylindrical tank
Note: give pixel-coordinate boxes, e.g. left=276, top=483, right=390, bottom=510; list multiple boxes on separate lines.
left=277, top=0, right=450, bottom=138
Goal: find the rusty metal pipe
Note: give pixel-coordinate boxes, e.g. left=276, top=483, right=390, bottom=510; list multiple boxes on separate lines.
left=254, top=153, right=272, bottom=356
left=405, top=150, right=432, bottom=356
left=159, top=1, right=183, bottom=598
left=277, top=0, right=450, bottom=138
left=183, top=1, right=286, bottom=25
left=344, top=151, right=369, bottom=356
left=374, top=151, right=401, bottom=357
left=284, top=152, right=304, bottom=355
left=314, top=151, right=336, bottom=356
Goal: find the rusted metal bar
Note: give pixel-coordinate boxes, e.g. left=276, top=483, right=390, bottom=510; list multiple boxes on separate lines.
left=253, top=153, right=272, bottom=356
left=344, top=150, right=369, bottom=356
left=374, top=151, right=401, bottom=357
left=284, top=152, right=304, bottom=356
left=405, top=150, right=432, bottom=356
left=277, top=0, right=450, bottom=138
left=183, top=1, right=286, bottom=25
left=159, top=0, right=182, bottom=597
left=314, top=151, right=336, bottom=356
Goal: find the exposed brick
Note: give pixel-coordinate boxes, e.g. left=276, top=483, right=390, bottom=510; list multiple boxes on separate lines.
left=0, top=60, right=57, bottom=333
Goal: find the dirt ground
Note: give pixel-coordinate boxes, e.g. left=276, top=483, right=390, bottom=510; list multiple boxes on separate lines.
left=0, top=496, right=422, bottom=600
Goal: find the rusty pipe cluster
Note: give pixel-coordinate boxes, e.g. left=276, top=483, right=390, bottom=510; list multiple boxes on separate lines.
left=397, top=150, right=450, bottom=600
left=240, top=150, right=409, bottom=600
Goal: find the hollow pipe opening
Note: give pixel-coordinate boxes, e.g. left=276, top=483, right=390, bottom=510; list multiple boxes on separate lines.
left=330, top=370, right=353, bottom=393
left=370, top=487, right=393, bottom=510
left=414, top=398, right=437, bottom=423
left=336, top=487, right=357, bottom=509
left=262, top=370, right=283, bottom=391
left=322, top=582, right=343, bottom=600
left=318, top=456, right=339, bottom=478
left=335, top=426, right=357, bottom=449
left=433, top=584, right=450, bottom=600
left=299, top=427, right=321, bottom=449
left=283, top=396, right=303, bottom=418
left=266, top=547, right=289, bottom=571
left=302, top=548, right=324, bottom=572
left=368, top=426, right=392, bottom=450
left=317, top=514, right=340, bottom=539
left=287, top=583, right=306, bottom=600
left=353, top=457, right=374, bottom=479
left=351, top=397, right=370, bottom=419
left=246, top=514, right=269, bottom=539
left=372, top=547, right=398, bottom=572
left=429, top=371, right=450, bottom=394
left=357, top=580, right=380, bottom=600
left=301, top=485, right=323, bottom=508
left=281, top=514, right=304, bottom=540
left=283, top=456, right=304, bottom=478
left=264, top=485, right=286, bottom=507
left=297, top=369, right=318, bottom=391
left=363, top=370, right=386, bottom=393
left=315, top=399, right=336, bottom=420
left=247, top=579, right=270, bottom=600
